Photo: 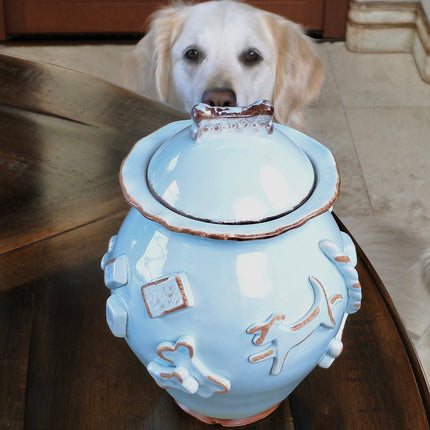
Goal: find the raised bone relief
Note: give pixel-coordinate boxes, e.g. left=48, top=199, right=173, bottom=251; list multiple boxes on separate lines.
left=247, top=276, right=343, bottom=375
left=147, top=335, right=231, bottom=398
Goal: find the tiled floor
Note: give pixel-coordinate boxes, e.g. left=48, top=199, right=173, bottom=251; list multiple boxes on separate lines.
left=1, top=40, right=429, bottom=383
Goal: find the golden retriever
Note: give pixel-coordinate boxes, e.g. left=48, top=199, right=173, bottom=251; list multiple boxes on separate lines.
left=123, top=0, right=323, bottom=127
left=123, top=0, right=430, bottom=334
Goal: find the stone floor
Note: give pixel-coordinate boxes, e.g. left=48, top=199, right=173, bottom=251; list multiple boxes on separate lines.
left=1, top=40, right=429, bottom=384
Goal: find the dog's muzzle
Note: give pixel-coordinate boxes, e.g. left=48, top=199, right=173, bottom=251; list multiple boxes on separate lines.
left=201, top=88, right=237, bottom=107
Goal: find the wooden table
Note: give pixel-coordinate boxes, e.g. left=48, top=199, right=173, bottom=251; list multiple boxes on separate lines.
left=1, top=53, right=429, bottom=429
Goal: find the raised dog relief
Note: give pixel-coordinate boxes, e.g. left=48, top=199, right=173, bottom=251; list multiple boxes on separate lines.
left=247, top=276, right=343, bottom=375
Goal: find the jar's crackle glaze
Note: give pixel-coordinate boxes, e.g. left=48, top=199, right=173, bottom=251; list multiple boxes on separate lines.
left=101, top=101, right=361, bottom=427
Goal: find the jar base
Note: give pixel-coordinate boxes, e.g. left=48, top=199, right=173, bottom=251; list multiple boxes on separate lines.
left=175, top=400, right=281, bottom=427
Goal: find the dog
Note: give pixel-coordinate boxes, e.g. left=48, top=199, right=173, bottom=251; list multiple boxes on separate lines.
left=123, top=0, right=430, bottom=337
left=123, top=0, right=323, bottom=127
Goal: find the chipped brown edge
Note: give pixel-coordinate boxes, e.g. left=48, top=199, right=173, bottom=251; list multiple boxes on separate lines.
left=247, top=314, right=286, bottom=344
left=206, top=375, right=230, bottom=394
left=157, top=339, right=195, bottom=364
left=119, top=162, right=340, bottom=241
left=191, top=100, right=274, bottom=123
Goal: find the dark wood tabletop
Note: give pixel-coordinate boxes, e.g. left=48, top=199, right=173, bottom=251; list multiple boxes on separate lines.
left=1, top=53, right=429, bottom=430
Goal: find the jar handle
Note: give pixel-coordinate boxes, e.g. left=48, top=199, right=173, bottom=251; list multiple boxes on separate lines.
left=190, top=100, right=274, bottom=142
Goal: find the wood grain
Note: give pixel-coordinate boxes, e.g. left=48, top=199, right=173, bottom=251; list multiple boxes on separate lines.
left=0, top=53, right=186, bottom=254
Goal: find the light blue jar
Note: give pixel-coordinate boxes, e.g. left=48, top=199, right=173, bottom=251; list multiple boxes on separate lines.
left=101, top=101, right=361, bottom=426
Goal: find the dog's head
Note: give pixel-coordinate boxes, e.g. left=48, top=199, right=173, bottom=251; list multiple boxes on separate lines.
left=124, top=0, right=323, bottom=126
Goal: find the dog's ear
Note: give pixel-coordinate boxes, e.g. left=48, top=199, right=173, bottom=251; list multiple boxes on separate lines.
left=123, top=4, right=186, bottom=101
left=266, top=15, right=324, bottom=126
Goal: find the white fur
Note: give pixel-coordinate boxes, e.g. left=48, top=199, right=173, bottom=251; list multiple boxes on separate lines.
left=123, top=0, right=323, bottom=127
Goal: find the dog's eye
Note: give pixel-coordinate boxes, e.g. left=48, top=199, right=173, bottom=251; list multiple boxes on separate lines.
left=242, top=49, right=263, bottom=65
left=184, top=48, right=200, bottom=62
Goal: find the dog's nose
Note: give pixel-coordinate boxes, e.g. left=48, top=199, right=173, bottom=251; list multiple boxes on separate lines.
left=202, top=89, right=237, bottom=107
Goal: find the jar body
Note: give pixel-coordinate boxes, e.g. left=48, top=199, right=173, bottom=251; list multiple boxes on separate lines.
left=102, top=207, right=359, bottom=423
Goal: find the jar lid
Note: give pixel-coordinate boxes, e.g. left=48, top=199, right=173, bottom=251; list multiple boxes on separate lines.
left=120, top=101, right=340, bottom=240
left=147, top=101, right=315, bottom=224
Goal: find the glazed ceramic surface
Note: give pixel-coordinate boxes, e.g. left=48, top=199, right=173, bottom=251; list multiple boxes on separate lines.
left=101, top=101, right=361, bottom=426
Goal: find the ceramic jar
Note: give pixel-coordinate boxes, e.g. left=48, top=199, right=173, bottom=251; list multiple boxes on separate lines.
left=101, top=101, right=361, bottom=427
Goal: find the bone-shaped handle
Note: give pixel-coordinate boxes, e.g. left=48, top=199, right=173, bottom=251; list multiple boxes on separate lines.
left=190, top=100, right=274, bottom=142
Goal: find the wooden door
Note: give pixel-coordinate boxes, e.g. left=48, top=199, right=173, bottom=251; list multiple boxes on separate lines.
left=0, top=0, right=348, bottom=40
